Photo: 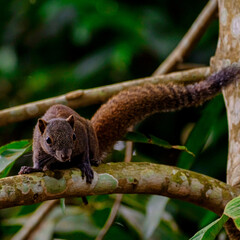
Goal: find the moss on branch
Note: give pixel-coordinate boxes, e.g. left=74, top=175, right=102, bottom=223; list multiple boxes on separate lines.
left=0, top=162, right=238, bottom=215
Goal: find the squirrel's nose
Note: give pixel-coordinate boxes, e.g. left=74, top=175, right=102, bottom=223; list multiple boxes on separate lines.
left=61, top=154, right=70, bottom=161
left=56, top=149, right=72, bottom=162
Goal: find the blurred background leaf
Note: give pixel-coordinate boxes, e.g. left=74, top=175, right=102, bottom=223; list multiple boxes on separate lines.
left=0, top=140, right=31, bottom=178
left=143, top=195, right=169, bottom=239
left=190, top=214, right=229, bottom=240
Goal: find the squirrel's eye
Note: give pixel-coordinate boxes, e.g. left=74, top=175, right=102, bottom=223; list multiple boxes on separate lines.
left=73, top=133, right=76, bottom=141
left=46, top=137, right=52, bottom=144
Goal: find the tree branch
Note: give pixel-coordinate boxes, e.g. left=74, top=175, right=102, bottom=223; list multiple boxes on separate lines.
left=153, top=0, right=217, bottom=75
left=0, top=67, right=210, bottom=127
left=1, top=162, right=238, bottom=216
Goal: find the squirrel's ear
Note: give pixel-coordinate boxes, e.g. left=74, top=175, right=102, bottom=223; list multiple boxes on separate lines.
left=38, top=119, right=47, bottom=134
left=66, top=115, right=74, bottom=129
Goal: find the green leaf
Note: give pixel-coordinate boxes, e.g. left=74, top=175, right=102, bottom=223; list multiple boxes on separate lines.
left=0, top=140, right=32, bottom=178
left=125, top=132, right=194, bottom=156
left=234, top=218, right=240, bottom=230
left=178, top=96, right=224, bottom=169
left=224, top=196, right=240, bottom=219
left=199, top=211, right=218, bottom=228
left=224, top=195, right=240, bottom=230
left=190, top=214, right=229, bottom=240
left=60, top=198, right=66, bottom=215
left=143, top=195, right=169, bottom=239
left=55, top=212, right=100, bottom=237
left=119, top=205, right=145, bottom=237
left=156, top=218, right=188, bottom=240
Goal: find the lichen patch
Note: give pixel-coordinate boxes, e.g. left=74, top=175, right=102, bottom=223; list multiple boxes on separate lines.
left=206, top=189, right=213, bottom=197
left=206, top=187, right=222, bottom=205
left=232, top=39, right=238, bottom=48
left=222, top=59, right=232, bottom=68
left=94, top=173, right=118, bottom=192
left=223, top=35, right=228, bottom=45
left=231, top=173, right=240, bottom=186
left=43, top=176, right=66, bottom=195
left=0, top=189, right=8, bottom=199
left=220, top=7, right=228, bottom=26
left=190, top=178, right=204, bottom=195
left=231, top=14, right=240, bottom=38
left=54, top=97, right=68, bottom=105
left=230, top=97, right=240, bottom=125
left=70, top=170, right=97, bottom=191
left=217, top=39, right=221, bottom=49
left=0, top=185, right=16, bottom=201
left=10, top=108, right=22, bottom=117
left=16, top=175, right=44, bottom=195
left=180, top=174, right=187, bottom=182
left=26, top=105, right=39, bottom=116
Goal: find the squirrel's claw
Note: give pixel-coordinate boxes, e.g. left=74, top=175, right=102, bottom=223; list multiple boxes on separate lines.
left=79, top=162, right=94, bottom=184
left=18, top=166, right=42, bottom=174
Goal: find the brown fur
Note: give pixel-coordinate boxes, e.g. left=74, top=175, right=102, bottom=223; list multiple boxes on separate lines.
left=91, top=65, right=240, bottom=157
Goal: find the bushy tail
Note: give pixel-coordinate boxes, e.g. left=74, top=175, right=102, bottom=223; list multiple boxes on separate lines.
left=91, top=65, right=240, bottom=157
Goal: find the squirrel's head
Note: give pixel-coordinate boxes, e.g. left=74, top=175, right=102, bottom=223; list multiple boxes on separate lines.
left=38, top=115, right=76, bottom=162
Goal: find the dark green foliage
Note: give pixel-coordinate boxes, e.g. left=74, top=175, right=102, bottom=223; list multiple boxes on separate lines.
left=0, top=0, right=228, bottom=239
left=178, top=95, right=225, bottom=170
left=0, top=140, right=32, bottom=178
left=190, top=195, right=240, bottom=239
left=126, top=131, right=194, bottom=156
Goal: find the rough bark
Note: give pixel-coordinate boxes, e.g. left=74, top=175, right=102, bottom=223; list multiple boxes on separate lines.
left=0, top=163, right=239, bottom=216
left=212, top=0, right=240, bottom=187
left=210, top=0, right=240, bottom=238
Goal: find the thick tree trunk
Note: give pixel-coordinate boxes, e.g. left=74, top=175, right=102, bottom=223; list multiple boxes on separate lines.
left=211, top=0, right=240, bottom=238
left=212, top=0, right=240, bottom=188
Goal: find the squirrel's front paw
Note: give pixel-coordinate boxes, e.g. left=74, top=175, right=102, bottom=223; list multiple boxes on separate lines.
left=18, top=166, right=42, bottom=174
left=79, top=163, right=94, bottom=184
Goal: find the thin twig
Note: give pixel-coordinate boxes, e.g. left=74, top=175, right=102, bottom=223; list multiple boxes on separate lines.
left=11, top=200, right=59, bottom=240
left=124, top=126, right=134, bottom=163
left=96, top=127, right=134, bottom=240
left=153, top=0, right=217, bottom=75
left=96, top=194, right=123, bottom=240
left=0, top=67, right=210, bottom=127
left=175, top=63, right=206, bottom=71
left=124, top=141, right=134, bottom=163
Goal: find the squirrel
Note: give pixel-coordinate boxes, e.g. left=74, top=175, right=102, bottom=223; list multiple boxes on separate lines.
left=19, top=65, right=240, bottom=185
left=18, top=105, right=100, bottom=184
